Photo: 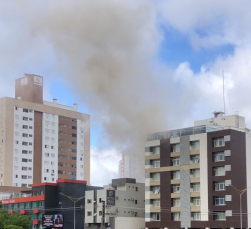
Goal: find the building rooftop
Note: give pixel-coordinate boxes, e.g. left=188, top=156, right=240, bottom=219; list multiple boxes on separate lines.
left=146, top=114, right=251, bottom=141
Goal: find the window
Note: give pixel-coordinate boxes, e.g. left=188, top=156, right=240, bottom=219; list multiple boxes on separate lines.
left=150, top=146, right=160, bottom=155
left=45, top=153, right=49, bottom=157
left=29, top=142, right=32, bottom=146
left=171, top=157, right=180, bottom=166
left=213, top=137, right=225, bottom=147
left=32, top=202, right=37, bottom=209
left=190, top=141, right=200, bottom=150
left=214, top=181, right=225, bottom=191
left=22, top=175, right=27, bottom=179
left=214, top=152, right=225, bottom=162
left=23, top=117, right=28, bottom=121
left=172, top=184, right=180, bottom=193
left=172, top=212, right=180, bottom=221
left=22, top=142, right=28, bottom=146
left=191, top=212, right=201, bottom=221
left=22, top=158, right=28, bottom=162
left=152, top=173, right=160, bottom=181
left=151, top=186, right=160, bottom=194
left=191, top=169, right=200, bottom=178
left=172, top=171, right=180, bottom=179
left=22, top=133, right=28, bottom=137
left=87, top=211, right=92, bottom=216
left=191, top=183, right=200, bottom=192
left=191, top=197, right=200, bottom=206
left=44, top=161, right=49, bottom=165
left=152, top=160, right=160, bottom=168
left=15, top=140, right=18, bottom=144
left=214, top=211, right=226, bottom=221
left=87, top=199, right=92, bottom=204
left=214, top=197, right=225, bottom=205
left=214, top=167, right=225, bottom=176
left=190, top=155, right=200, bottom=164
left=172, top=198, right=180, bottom=207
left=151, top=213, right=160, bottom=221
left=23, top=109, right=28, bottom=113
left=171, top=144, right=180, bottom=152
left=152, top=200, right=160, bottom=207
left=22, top=125, right=28, bottom=129
left=15, top=123, right=19, bottom=128
left=22, top=167, right=27, bottom=171
left=135, top=200, right=138, bottom=204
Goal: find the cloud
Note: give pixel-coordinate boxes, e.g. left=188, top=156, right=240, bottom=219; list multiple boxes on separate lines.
left=90, top=147, right=121, bottom=186
left=158, top=0, right=251, bottom=48
left=2, top=0, right=251, bottom=186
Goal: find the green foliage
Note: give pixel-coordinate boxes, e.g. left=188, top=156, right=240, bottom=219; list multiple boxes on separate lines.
left=4, top=225, right=23, bottom=229
left=0, top=211, right=31, bottom=229
left=0, top=201, right=2, bottom=209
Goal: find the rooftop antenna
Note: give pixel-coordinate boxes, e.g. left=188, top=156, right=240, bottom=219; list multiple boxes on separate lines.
left=222, top=70, right=226, bottom=115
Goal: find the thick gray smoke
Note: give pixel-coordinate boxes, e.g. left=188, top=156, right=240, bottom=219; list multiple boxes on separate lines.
left=1, top=0, right=172, bottom=182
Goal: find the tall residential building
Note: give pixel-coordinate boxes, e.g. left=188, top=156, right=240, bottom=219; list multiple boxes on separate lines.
left=85, top=178, right=145, bottom=229
left=145, top=112, right=251, bottom=229
left=0, top=74, right=90, bottom=188
left=118, top=153, right=138, bottom=179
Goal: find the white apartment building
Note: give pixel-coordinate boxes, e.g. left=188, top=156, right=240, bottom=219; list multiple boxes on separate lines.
left=0, top=74, right=90, bottom=189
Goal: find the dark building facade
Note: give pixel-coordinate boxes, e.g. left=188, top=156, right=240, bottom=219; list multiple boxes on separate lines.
left=145, top=113, right=251, bottom=229
left=1, top=179, right=102, bottom=229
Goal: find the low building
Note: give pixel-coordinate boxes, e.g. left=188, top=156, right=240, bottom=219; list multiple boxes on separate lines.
left=85, top=178, right=145, bottom=229
left=1, top=179, right=102, bottom=229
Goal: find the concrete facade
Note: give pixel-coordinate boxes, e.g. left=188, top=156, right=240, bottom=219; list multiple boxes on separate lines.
left=85, top=178, right=145, bottom=229
left=0, top=74, right=90, bottom=188
left=145, top=113, right=251, bottom=229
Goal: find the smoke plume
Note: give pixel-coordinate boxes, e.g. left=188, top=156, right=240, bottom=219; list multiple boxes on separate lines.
left=25, top=0, right=171, bottom=181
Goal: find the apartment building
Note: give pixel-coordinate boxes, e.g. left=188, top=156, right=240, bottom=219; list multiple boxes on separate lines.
left=118, top=153, right=137, bottom=179
left=85, top=178, right=145, bottom=229
left=0, top=74, right=90, bottom=188
left=145, top=112, right=251, bottom=229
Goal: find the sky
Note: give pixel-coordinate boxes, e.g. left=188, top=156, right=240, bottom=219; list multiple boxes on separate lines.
left=1, top=0, right=251, bottom=185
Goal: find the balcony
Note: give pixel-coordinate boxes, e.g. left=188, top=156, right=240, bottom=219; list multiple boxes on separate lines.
left=33, top=209, right=40, bottom=214
left=32, top=220, right=40, bottom=225
left=8, top=210, right=14, bottom=215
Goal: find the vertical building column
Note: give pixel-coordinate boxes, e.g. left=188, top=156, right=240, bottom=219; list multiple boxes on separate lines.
left=180, top=136, right=191, bottom=228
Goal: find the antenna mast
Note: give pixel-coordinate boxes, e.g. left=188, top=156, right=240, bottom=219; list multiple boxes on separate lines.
left=222, top=70, right=226, bottom=114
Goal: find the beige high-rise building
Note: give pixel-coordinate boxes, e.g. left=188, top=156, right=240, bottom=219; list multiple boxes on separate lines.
left=0, top=74, right=90, bottom=188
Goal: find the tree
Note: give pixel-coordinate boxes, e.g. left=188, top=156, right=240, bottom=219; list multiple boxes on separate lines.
left=4, top=226, right=23, bottom=229
left=5, top=214, right=30, bottom=229
left=0, top=200, right=2, bottom=209
left=0, top=211, right=30, bottom=229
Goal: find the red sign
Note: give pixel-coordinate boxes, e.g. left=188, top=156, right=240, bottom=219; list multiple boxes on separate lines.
left=2, top=195, right=45, bottom=204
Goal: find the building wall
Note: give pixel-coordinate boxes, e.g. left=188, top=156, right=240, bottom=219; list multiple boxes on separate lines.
left=0, top=92, right=90, bottom=186
left=145, top=127, right=248, bottom=229
left=41, top=113, right=58, bottom=183
left=246, top=133, right=251, bottom=228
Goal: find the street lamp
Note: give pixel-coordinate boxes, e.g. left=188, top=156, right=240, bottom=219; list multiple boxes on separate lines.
left=228, top=184, right=250, bottom=229
left=59, top=192, right=85, bottom=229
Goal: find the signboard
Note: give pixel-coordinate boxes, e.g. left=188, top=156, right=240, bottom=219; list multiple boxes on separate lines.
left=21, top=77, right=27, bottom=85
left=106, top=190, right=115, bottom=206
left=34, top=76, right=43, bottom=86
left=42, top=214, right=63, bottom=228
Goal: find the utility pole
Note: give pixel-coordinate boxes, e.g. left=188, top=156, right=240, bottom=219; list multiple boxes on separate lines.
left=101, top=200, right=106, bottom=229
left=59, top=193, right=85, bottom=229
